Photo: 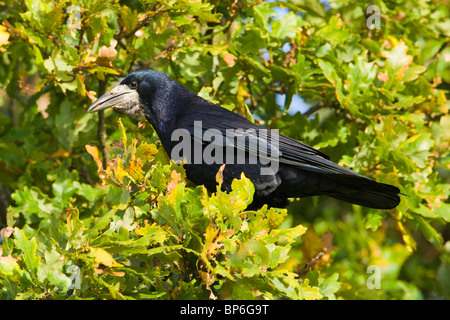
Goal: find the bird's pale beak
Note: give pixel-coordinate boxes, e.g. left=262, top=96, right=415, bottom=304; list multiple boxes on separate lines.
left=88, top=85, right=135, bottom=113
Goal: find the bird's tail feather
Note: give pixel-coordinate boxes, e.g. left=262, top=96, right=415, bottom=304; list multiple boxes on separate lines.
left=328, top=181, right=400, bottom=209
left=291, top=170, right=401, bottom=209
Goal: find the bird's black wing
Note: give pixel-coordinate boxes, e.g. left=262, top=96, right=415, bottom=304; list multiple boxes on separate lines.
left=176, top=102, right=400, bottom=209
left=176, top=103, right=368, bottom=179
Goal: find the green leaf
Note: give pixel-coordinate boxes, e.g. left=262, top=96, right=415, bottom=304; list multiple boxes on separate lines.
left=267, top=224, right=307, bottom=245
left=54, top=100, right=75, bottom=149
left=229, top=173, right=255, bottom=210
left=90, top=204, right=127, bottom=238
left=13, top=228, right=41, bottom=276
left=253, top=3, right=278, bottom=33
left=317, top=273, right=341, bottom=300
left=37, top=248, right=72, bottom=291
left=271, top=12, right=303, bottom=42
left=365, top=212, right=386, bottom=231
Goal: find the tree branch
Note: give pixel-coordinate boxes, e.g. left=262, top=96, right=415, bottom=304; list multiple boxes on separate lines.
left=303, top=101, right=324, bottom=117
left=96, top=79, right=109, bottom=168
left=298, top=251, right=325, bottom=275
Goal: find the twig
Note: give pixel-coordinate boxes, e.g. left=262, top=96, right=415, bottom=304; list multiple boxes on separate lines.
left=303, top=101, right=324, bottom=117
left=281, top=39, right=298, bottom=68
left=298, top=251, right=325, bottom=275
left=244, top=73, right=258, bottom=113
left=0, top=182, right=10, bottom=227
left=126, top=14, right=154, bottom=38
left=114, top=5, right=163, bottom=49
left=96, top=79, right=109, bottom=168
left=255, top=80, right=288, bottom=107
left=255, top=81, right=274, bottom=106
left=81, top=162, right=94, bottom=186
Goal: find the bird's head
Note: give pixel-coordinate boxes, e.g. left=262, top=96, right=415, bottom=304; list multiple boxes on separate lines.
left=87, top=69, right=170, bottom=119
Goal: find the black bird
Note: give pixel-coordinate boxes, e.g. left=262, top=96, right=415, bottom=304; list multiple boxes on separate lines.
left=88, top=69, right=400, bottom=210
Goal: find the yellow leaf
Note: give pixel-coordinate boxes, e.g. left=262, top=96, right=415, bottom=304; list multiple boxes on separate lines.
left=237, top=79, right=250, bottom=117
left=0, top=25, right=10, bottom=47
left=90, top=248, right=123, bottom=268
left=396, top=220, right=416, bottom=252
left=50, top=147, right=70, bottom=158
left=85, top=144, right=103, bottom=171
left=125, top=158, right=145, bottom=182
left=118, top=118, right=127, bottom=148
left=215, top=164, right=226, bottom=188
left=136, top=142, right=158, bottom=162
left=381, top=40, right=414, bottom=80
left=76, top=73, right=86, bottom=96
left=109, top=155, right=126, bottom=181
left=103, top=270, right=125, bottom=276
left=204, top=224, right=219, bottom=253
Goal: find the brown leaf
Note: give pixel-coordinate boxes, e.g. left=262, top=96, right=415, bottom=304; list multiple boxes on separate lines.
left=103, top=270, right=126, bottom=276
left=97, top=39, right=118, bottom=66
left=98, top=46, right=117, bottom=61
left=321, top=231, right=337, bottom=253
left=377, top=71, right=389, bottom=82
left=198, top=270, right=217, bottom=300
left=222, top=52, right=237, bottom=67
left=134, top=28, right=145, bottom=38
left=167, top=170, right=181, bottom=194
left=36, top=93, right=50, bottom=119
left=18, top=75, right=36, bottom=95
left=443, top=53, right=450, bottom=62
left=1, top=227, right=14, bottom=240
left=0, top=253, right=18, bottom=264
left=300, top=228, right=336, bottom=271
left=86, top=90, right=97, bottom=103
left=99, top=39, right=118, bottom=59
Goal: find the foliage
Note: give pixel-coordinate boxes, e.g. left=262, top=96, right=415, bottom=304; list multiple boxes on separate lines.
left=0, top=0, right=449, bottom=300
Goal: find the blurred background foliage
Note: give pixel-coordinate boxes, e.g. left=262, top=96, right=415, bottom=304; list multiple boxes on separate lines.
left=0, top=0, right=449, bottom=300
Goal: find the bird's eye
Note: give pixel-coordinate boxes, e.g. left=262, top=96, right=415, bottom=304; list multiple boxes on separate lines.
left=129, top=81, right=138, bottom=89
